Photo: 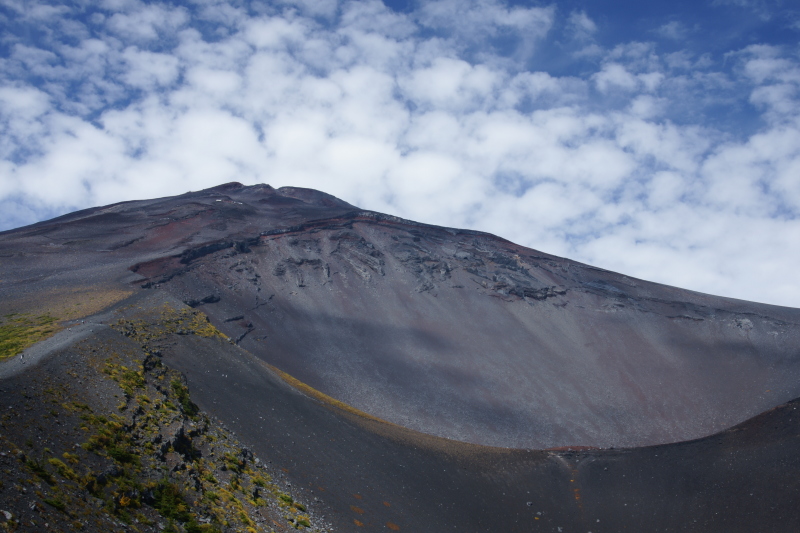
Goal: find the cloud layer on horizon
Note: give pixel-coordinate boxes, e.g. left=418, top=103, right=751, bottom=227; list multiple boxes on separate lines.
left=1, top=0, right=800, bottom=307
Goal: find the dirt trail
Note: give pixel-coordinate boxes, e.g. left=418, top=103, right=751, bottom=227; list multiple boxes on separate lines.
left=0, top=314, right=113, bottom=380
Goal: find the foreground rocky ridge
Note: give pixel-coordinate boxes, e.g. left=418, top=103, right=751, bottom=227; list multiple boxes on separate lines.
left=0, top=297, right=327, bottom=533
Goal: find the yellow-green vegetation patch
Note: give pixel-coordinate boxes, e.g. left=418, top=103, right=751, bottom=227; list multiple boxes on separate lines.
left=24, top=457, right=56, bottom=485
left=0, top=286, right=132, bottom=323
left=102, top=359, right=146, bottom=396
left=0, top=344, right=322, bottom=532
left=151, top=479, right=216, bottom=532
left=42, top=497, right=67, bottom=512
left=96, top=313, right=321, bottom=531
left=0, top=287, right=134, bottom=361
left=171, top=378, right=199, bottom=418
left=47, top=458, right=78, bottom=480
left=53, top=288, right=132, bottom=321
left=0, top=313, right=59, bottom=360
left=267, top=363, right=393, bottom=426
left=113, top=304, right=228, bottom=344
left=80, top=412, right=140, bottom=465
left=174, top=308, right=227, bottom=338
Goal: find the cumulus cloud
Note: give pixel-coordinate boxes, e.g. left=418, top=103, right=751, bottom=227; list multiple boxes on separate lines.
left=0, top=0, right=799, bottom=307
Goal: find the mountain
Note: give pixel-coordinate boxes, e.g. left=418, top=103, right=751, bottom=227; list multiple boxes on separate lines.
left=1, top=182, right=798, bottom=532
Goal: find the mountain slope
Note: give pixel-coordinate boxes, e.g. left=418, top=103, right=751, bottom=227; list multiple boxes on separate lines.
left=1, top=182, right=799, bottom=532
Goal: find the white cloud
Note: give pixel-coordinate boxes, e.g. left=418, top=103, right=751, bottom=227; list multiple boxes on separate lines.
left=627, top=95, right=664, bottom=118
left=277, top=0, right=339, bottom=19
left=14, top=116, right=125, bottom=207
left=1, top=0, right=800, bottom=308
left=416, top=0, right=555, bottom=63
left=750, top=83, right=799, bottom=119
left=417, top=0, right=554, bottom=35
left=0, top=86, right=50, bottom=120
left=607, top=42, right=660, bottom=72
left=0, top=86, right=51, bottom=161
left=186, top=66, right=242, bottom=96
left=712, top=0, right=775, bottom=21
left=617, top=116, right=709, bottom=173
left=656, top=21, right=689, bottom=41
left=496, top=71, right=587, bottom=109
left=567, top=10, right=597, bottom=41
left=104, top=2, right=189, bottom=42
left=340, top=0, right=415, bottom=39
left=401, top=58, right=501, bottom=111
left=121, top=47, right=181, bottom=89
left=193, top=1, right=248, bottom=29
left=243, top=15, right=311, bottom=50
left=740, top=47, right=800, bottom=84
left=594, top=63, right=639, bottom=92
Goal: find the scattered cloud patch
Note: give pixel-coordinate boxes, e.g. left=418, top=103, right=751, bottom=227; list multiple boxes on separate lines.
left=656, top=21, right=690, bottom=41
left=416, top=0, right=555, bottom=64
left=567, top=10, right=597, bottom=41
left=594, top=63, right=640, bottom=92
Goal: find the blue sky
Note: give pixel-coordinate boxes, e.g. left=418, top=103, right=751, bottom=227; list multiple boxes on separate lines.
left=1, top=0, right=799, bottom=307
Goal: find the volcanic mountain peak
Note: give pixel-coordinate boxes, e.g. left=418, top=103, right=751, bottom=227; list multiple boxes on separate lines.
left=2, top=182, right=800, bottom=532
